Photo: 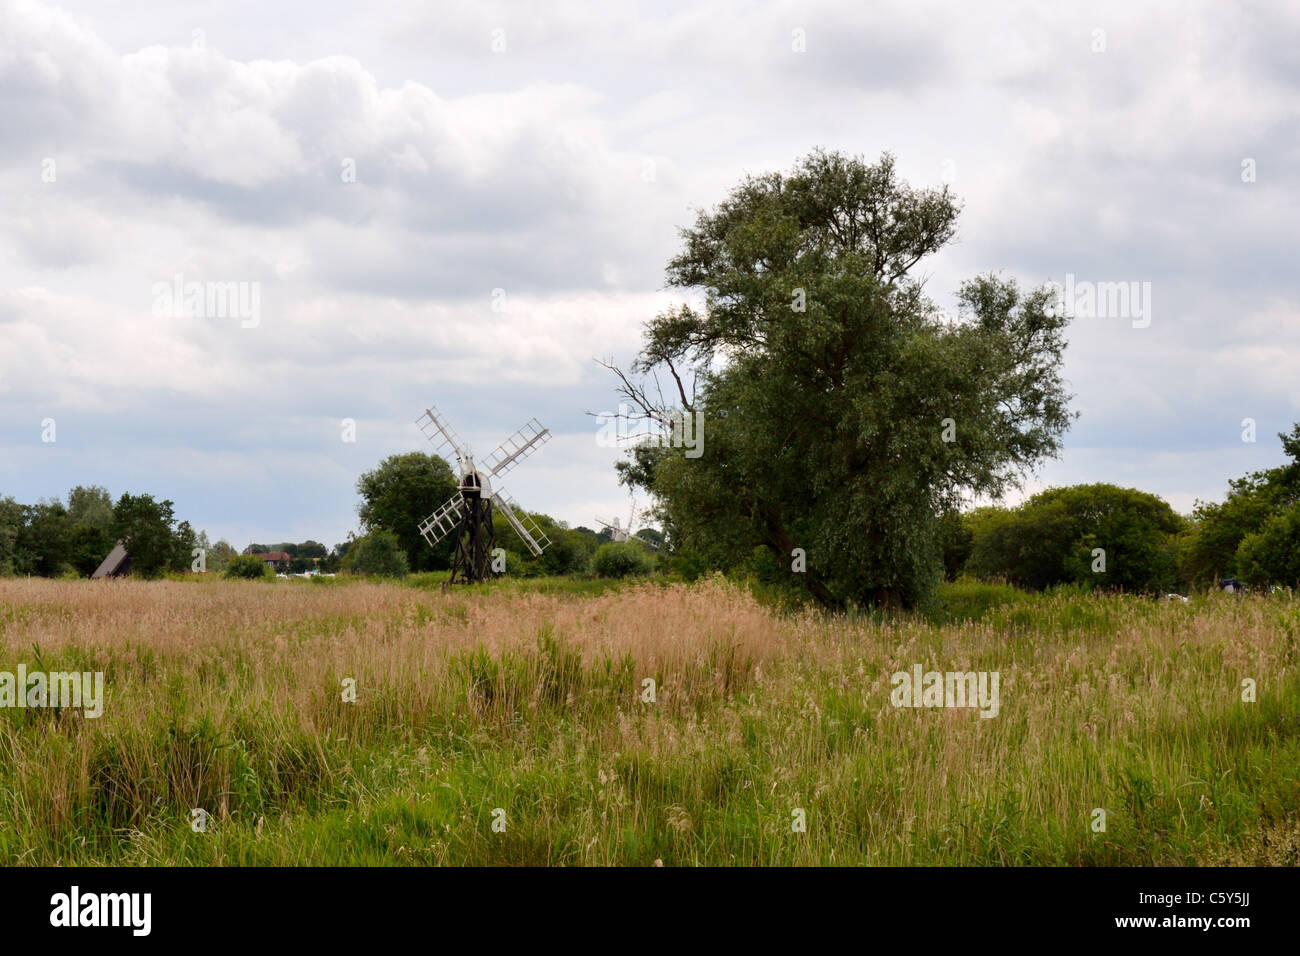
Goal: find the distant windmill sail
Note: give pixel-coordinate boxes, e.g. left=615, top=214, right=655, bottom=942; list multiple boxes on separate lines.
left=596, top=516, right=628, bottom=542
left=597, top=496, right=648, bottom=545
left=415, top=404, right=552, bottom=584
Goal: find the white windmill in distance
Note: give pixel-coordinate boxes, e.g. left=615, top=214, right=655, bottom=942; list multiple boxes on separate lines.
left=597, top=515, right=630, bottom=542
left=597, top=496, right=657, bottom=550
left=415, top=404, right=552, bottom=584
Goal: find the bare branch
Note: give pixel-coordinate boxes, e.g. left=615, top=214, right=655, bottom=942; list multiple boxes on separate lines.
left=662, top=355, right=695, bottom=414
left=587, top=357, right=678, bottom=430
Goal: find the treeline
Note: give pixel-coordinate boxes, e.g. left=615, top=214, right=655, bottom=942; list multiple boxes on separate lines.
left=941, top=424, right=1300, bottom=593
left=0, top=456, right=661, bottom=581
left=0, top=487, right=357, bottom=580
left=6, top=423, right=1295, bottom=592
left=0, top=486, right=208, bottom=579
left=343, top=452, right=658, bottom=578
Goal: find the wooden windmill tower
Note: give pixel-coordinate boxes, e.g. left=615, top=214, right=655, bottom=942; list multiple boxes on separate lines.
left=415, top=405, right=552, bottom=584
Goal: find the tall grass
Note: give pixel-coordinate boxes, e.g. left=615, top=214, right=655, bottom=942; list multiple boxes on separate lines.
left=0, top=576, right=1295, bottom=865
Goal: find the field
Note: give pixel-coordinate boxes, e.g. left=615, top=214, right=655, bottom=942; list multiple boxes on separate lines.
left=0, top=575, right=1297, bottom=866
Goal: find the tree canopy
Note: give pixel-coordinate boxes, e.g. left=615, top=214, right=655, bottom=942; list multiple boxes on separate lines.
left=355, top=453, right=459, bottom=571
left=343, top=530, right=410, bottom=578
left=111, top=493, right=193, bottom=579
left=1181, top=423, right=1300, bottom=586
left=610, top=149, right=1073, bottom=608
left=964, top=484, right=1184, bottom=593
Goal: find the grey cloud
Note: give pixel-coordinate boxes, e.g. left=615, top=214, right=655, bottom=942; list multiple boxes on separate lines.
left=2, top=0, right=1298, bottom=546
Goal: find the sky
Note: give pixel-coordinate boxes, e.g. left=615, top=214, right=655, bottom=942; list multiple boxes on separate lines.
left=1, top=0, right=1298, bottom=550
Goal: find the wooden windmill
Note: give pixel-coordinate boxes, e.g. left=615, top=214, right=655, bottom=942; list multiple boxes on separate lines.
left=415, top=405, right=552, bottom=584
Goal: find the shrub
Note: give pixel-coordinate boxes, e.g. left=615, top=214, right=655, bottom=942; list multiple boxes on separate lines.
left=667, top=547, right=707, bottom=582
left=224, top=554, right=273, bottom=580
left=591, top=541, right=653, bottom=578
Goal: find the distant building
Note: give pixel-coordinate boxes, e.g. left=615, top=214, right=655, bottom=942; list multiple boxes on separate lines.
left=257, top=551, right=292, bottom=571
left=242, top=545, right=294, bottom=571
left=1219, top=578, right=1243, bottom=593
left=91, top=542, right=131, bottom=579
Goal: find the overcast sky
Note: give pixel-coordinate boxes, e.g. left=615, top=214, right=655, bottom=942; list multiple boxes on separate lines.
left=2, top=0, right=1297, bottom=549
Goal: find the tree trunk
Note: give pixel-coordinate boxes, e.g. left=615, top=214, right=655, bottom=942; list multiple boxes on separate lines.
left=758, top=504, right=844, bottom=609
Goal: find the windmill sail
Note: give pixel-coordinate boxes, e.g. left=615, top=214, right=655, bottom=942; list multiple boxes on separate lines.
left=418, top=492, right=465, bottom=547
left=482, top=419, right=550, bottom=479
left=596, top=516, right=628, bottom=541
left=492, top=491, right=551, bottom=557
left=417, top=406, right=472, bottom=464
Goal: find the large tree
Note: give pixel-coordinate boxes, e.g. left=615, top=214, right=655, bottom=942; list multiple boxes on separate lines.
left=1182, top=423, right=1300, bottom=584
left=110, top=493, right=187, bottom=579
left=355, top=453, right=459, bottom=571
left=0, top=496, right=22, bottom=575
left=609, top=150, right=1073, bottom=609
left=15, top=500, right=71, bottom=577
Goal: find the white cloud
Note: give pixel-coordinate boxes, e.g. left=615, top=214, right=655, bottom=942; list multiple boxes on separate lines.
left=1, top=0, right=1297, bottom=548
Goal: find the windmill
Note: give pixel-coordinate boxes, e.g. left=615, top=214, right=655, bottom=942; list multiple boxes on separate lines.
left=597, top=516, right=630, bottom=542
left=597, top=496, right=659, bottom=550
left=596, top=496, right=637, bottom=542
left=415, top=405, right=553, bottom=584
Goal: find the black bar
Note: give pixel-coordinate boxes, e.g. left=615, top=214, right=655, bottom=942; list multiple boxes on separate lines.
left=3, top=866, right=1284, bottom=943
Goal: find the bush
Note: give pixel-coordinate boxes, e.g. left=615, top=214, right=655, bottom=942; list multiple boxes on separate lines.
left=1236, top=503, right=1300, bottom=587
left=964, top=484, right=1183, bottom=593
left=224, top=554, right=273, bottom=580
left=666, top=547, right=707, bottom=582
left=345, top=531, right=410, bottom=578
left=591, top=541, right=653, bottom=578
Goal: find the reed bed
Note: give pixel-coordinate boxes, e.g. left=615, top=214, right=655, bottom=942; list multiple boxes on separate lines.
left=0, top=576, right=1295, bottom=865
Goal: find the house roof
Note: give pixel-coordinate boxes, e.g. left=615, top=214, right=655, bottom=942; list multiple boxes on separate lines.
left=260, top=551, right=292, bottom=561
left=91, top=542, right=130, bottom=579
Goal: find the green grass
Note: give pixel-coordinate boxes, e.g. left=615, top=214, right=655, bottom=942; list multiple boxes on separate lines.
left=402, top=571, right=648, bottom=598
left=0, top=576, right=1296, bottom=865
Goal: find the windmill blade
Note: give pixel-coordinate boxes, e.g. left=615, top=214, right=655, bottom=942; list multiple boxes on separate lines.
left=491, top=490, right=551, bottom=557
left=481, top=418, right=550, bottom=479
left=596, top=516, right=627, bottom=542
left=417, top=492, right=465, bottom=547
left=416, top=406, right=472, bottom=464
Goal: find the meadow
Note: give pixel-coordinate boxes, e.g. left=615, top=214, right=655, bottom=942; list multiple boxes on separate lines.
left=0, top=575, right=1296, bottom=866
